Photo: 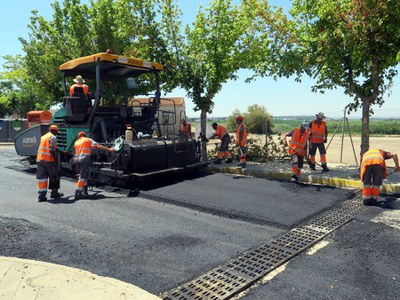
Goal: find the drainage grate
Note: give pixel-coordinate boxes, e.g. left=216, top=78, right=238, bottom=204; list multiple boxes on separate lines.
left=161, top=199, right=367, bottom=300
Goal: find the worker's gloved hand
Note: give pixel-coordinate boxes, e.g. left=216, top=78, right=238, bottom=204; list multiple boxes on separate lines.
left=324, top=138, right=327, bottom=143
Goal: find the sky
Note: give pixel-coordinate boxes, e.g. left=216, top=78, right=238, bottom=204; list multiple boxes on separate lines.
left=1, top=1, right=399, bottom=119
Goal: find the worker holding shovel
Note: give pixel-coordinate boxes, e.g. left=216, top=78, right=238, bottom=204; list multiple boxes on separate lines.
left=283, top=121, right=309, bottom=182
left=360, top=148, right=400, bottom=205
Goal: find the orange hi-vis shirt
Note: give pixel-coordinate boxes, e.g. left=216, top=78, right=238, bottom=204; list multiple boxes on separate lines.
left=289, top=128, right=308, bottom=157
left=360, top=149, right=387, bottom=180
left=181, top=122, right=191, bottom=137
left=310, top=121, right=326, bottom=143
left=215, top=125, right=228, bottom=139
left=74, top=137, right=97, bottom=163
left=236, top=123, right=247, bottom=147
left=70, top=83, right=89, bottom=96
left=37, top=132, right=57, bottom=162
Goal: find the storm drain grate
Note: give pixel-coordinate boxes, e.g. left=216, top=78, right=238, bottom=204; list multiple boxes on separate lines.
left=161, top=199, right=367, bottom=300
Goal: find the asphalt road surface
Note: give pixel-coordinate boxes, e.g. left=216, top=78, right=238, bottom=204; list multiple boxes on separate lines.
left=1, top=147, right=399, bottom=299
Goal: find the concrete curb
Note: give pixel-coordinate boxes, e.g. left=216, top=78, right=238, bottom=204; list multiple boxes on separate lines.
left=208, top=164, right=400, bottom=194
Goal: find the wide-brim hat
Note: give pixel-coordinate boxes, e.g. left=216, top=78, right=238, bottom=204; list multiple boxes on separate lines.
left=73, top=75, right=85, bottom=84
left=316, top=112, right=326, bottom=119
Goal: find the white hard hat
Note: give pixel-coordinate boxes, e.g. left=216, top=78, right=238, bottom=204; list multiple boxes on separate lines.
left=301, top=120, right=309, bottom=129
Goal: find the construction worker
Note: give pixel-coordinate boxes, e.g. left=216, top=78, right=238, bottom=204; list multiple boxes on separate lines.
left=308, top=112, right=329, bottom=172
left=36, top=124, right=63, bottom=202
left=360, top=148, right=400, bottom=205
left=284, top=121, right=309, bottom=182
left=208, top=122, right=232, bottom=164
left=73, top=131, right=115, bottom=200
left=235, top=115, right=247, bottom=168
left=180, top=118, right=192, bottom=139
left=69, top=75, right=90, bottom=97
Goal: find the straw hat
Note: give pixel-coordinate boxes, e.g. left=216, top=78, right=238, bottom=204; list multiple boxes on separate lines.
left=73, top=75, right=85, bottom=84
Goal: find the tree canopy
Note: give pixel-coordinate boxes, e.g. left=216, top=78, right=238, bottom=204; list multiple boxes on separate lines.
left=246, top=0, right=400, bottom=154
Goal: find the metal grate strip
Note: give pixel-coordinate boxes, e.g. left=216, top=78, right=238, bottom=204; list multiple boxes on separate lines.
left=162, top=199, right=367, bottom=300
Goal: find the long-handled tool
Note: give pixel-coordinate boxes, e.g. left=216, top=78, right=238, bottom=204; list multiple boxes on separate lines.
left=347, top=169, right=397, bottom=199
left=286, top=144, right=318, bottom=168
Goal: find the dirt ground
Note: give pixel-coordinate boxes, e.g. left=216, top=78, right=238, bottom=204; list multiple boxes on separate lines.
left=205, top=133, right=399, bottom=167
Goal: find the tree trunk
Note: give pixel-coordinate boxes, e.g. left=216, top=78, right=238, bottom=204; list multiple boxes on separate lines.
left=200, top=109, right=208, bottom=161
left=360, top=97, right=370, bottom=157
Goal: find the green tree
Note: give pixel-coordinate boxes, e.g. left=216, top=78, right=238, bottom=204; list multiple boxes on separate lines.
left=246, top=0, right=400, bottom=155
left=0, top=55, right=39, bottom=117
left=226, top=109, right=242, bottom=132
left=243, top=104, right=273, bottom=134
left=16, top=0, right=177, bottom=109
left=161, top=0, right=250, bottom=160
left=226, top=105, right=274, bottom=134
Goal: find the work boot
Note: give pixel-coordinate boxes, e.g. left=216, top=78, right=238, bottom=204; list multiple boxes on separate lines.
left=309, top=163, right=316, bottom=171
left=213, top=159, right=222, bottom=164
left=74, top=190, right=86, bottom=200
left=225, top=158, right=233, bottom=163
left=238, top=162, right=246, bottom=168
left=50, top=189, right=64, bottom=199
left=322, top=164, right=330, bottom=172
left=38, top=192, right=47, bottom=202
left=82, top=186, right=89, bottom=198
left=363, top=198, right=377, bottom=206
left=291, top=174, right=298, bottom=182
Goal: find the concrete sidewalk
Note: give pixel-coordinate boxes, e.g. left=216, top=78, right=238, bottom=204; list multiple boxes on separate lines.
left=0, top=257, right=161, bottom=300
left=209, top=160, right=400, bottom=194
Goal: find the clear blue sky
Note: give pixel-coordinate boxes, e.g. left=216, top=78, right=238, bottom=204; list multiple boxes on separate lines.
left=1, top=1, right=399, bottom=119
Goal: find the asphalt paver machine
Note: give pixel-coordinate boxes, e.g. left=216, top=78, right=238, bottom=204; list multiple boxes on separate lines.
left=15, top=51, right=207, bottom=187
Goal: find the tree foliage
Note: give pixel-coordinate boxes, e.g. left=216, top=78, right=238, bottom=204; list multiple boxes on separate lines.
left=12, top=0, right=179, bottom=113
left=245, top=0, right=400, bottom=154
left=226, top=104, right=274, bottom=134
left=161, top=0, right=250, bottom=159
left=0, top=55, right=40, bottom=117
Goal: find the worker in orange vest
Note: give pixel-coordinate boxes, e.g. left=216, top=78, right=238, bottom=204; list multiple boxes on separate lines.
left=308, top=112, right=329, bottom=172
left=180, top=118, right=192, bottom=139
left=235, top=115, right=247, bottom=168
left=360, top=148, right=400, bottom=205
left=69, top=75, right=90, bottom=97
left=284, top=121, right=309, bottom=182
left=73, top=131, right=115, bottom=200
left=208, top=122, right=232, bottom=164
left=36, top=124, right=63, bottom=202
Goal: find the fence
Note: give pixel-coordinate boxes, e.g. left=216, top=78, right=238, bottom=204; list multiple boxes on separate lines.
left=0, top=119, right=28, bottom=142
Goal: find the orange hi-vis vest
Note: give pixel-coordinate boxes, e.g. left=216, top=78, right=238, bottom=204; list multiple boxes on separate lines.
left=310, top=121, right=326, bottom=143
left=289, top=128, right=308, bottom=157
left=215, top=125, right=228, bottom=139
left=181, top=122, right=191, bottom=137
left=74, top=137, right=94, bottom=160
left=360, top=149, right=387, bottom=180
left=70, top=83, right=89, bottom=96
left=37, top=132, right=56, bottom=162
left=236, top=123, right=247, bottom=147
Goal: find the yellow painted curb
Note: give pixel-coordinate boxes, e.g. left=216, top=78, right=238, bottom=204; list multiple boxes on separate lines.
left=208, top=165, right=400, bottom=194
